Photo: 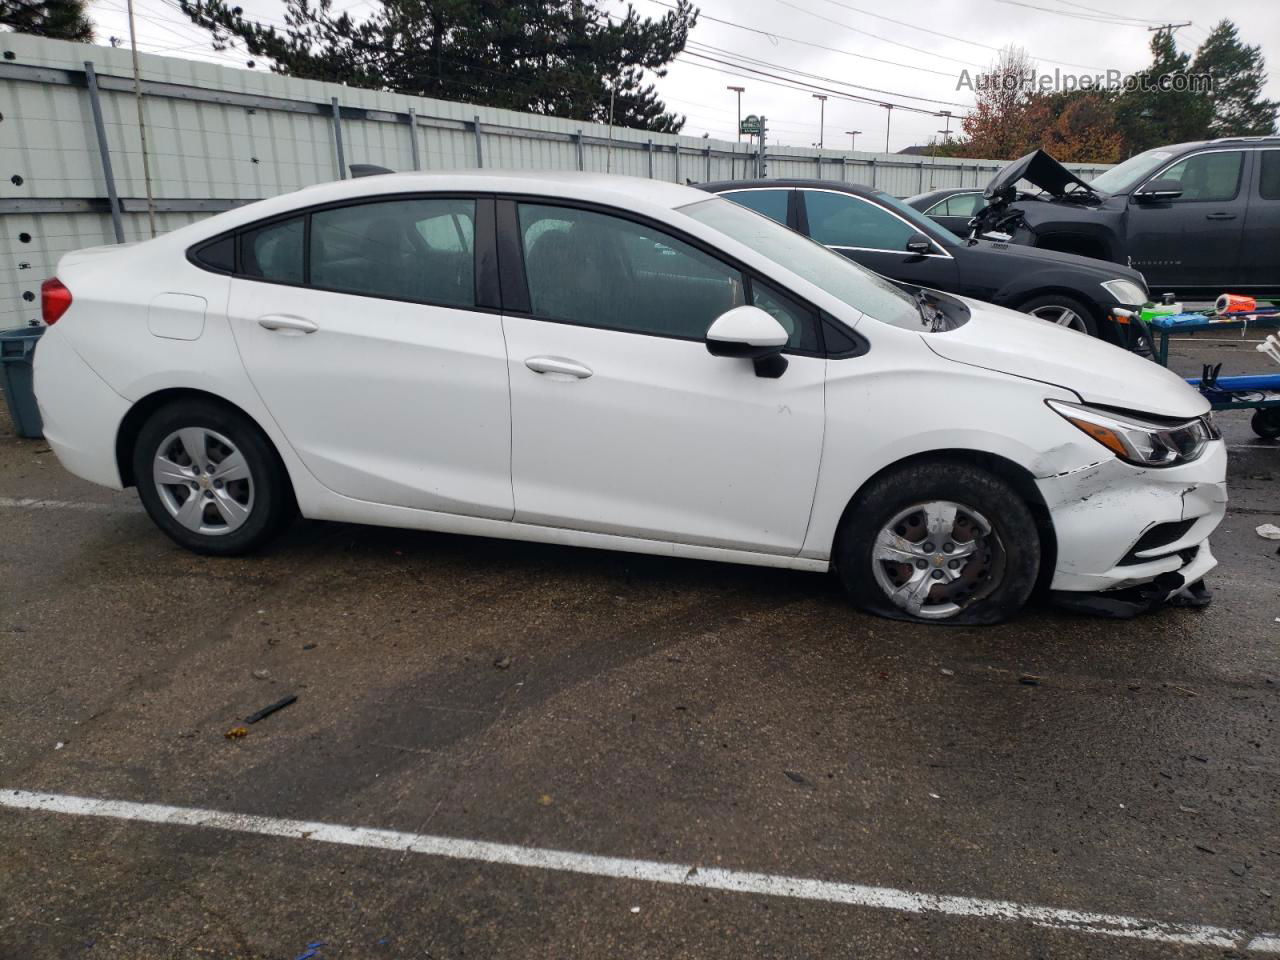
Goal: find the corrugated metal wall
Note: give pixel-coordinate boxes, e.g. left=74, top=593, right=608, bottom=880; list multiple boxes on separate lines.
left=0, top=33, right=1112, bottom=330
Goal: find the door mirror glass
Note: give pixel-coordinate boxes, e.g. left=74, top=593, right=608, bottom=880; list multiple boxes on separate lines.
left=706, top=305, right=790, bottom=377
left=905, top=234, right=933, bottom=255
left=1134, top=178, right=1184, bottom=202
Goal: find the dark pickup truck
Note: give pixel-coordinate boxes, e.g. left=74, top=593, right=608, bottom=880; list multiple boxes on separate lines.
left=971, top=139, right=1280, bottom=299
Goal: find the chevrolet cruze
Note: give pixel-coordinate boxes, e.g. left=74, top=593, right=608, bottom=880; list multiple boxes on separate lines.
left=33, top=172, right=1226, bottom=623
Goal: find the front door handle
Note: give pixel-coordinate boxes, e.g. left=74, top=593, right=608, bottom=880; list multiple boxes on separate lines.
left=1205, top=212, right=1237, bottom=221
left=258, top=314, right=318, bottom=334
left=525, top=356, right=593, bottom=380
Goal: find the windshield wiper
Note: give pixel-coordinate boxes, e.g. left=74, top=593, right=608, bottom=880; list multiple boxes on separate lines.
left=914, top=290, right=945, bottom=332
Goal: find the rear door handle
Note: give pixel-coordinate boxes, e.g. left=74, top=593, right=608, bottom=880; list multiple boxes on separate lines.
left=258, top=314, right=318, bottom=334
left=1205, top=212, right=1237, bottom=221
left=525, top=356, right=593, bottom=379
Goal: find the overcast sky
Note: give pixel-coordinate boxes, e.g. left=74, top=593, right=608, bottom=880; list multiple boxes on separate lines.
left=86, top=0, right=1280, bottom=153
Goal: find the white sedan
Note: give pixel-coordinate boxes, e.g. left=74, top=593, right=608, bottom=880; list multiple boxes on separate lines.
left=33, top=172, right=1226, bottom=623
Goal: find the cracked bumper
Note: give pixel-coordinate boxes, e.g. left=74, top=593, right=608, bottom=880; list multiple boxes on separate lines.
left=1035, top=441, right=1227, bottom=595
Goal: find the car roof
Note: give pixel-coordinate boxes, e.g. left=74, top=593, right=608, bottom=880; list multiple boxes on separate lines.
left=699, top=178, right=884, bottom=198
left=904, top=187, right=981, bottom=204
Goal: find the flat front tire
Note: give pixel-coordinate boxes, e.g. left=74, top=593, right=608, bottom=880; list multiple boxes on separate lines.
left=132, top=399, right=294, bottom=555
left=836, top=461, right=1041, bottom=625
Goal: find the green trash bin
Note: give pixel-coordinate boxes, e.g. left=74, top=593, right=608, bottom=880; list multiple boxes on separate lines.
left=0, top=324, right=46, bottom=439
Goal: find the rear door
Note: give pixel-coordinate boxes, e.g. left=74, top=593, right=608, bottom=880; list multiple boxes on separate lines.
left=1126, top=150, right=1249, bottom=291
left=500, top=199, right=826, bottom=555
left=797, top=188, right=960, bottom=291
left=1241, top=149, right=1280, bottom=289
left=225, top=195, right=514, bottom=518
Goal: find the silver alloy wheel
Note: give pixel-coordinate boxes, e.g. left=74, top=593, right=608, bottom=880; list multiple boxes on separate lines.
left=1028, top=304, right=1088, bottom=332
left=870, top=501, right=1003, bottom=620
left=152, top=427, right=254, bottom=536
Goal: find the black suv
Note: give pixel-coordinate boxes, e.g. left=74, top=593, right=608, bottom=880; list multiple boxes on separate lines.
left=700, top=179, right=1150, bottom=344
left=972, top=139, right=1280, bottom=298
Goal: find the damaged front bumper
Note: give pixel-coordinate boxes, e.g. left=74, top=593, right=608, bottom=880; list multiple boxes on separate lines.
left=1035, top=441, right=1227, bottom=610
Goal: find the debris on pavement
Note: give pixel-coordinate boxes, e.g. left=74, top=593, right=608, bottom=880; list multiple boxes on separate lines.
left=940, top=668, right=955, bottom=676
left=630, top=906, right=640, bottom=914
left=494, top=655, right=512, bottom=669
left=1258, top=523, right=1280, bottom=540
left=54, top=741, right=65, bottom=750
left=1019, top=674, right=1042, bottom=686
left=294, top=942, right=326, bottom=960
left=303, top=643, right=318, bottom=650
left=1195, top=844, right=1217, bottom=854
left=245, top=694, right=297, bottom=724
left=783, top=770, right=809, bottom=785
left=224, top=726, right=248, bottom=739
left=537, top=794, right=554, bottom=806
left=252, top=669, right=270, bottom=680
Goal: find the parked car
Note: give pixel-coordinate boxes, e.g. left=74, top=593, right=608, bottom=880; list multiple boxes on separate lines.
left=34, top=172, right=1224, bottom=624
left=700, top=178, right=1149, bottom=341
left=905, top=187, right=986, bottom=238
left=971, top=139, right=1280, bottom=298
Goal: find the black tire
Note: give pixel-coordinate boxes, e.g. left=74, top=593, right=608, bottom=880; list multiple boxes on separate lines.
left=1018, top=292, right=1100, bottom=338
left=132, top=398, right=295, bottom=555
left=835, top=461, right=1041, bottom=625
left=1252, top=408, right=1280, bottom=440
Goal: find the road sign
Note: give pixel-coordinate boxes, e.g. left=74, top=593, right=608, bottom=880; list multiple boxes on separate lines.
left=740, top=114, right=761, bottom=135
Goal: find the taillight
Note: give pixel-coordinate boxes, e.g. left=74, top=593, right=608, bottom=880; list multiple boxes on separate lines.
left=42, top=277, right=73, bottom=325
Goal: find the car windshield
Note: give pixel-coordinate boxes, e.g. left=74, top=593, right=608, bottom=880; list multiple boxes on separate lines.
left=1089, top=148, right=1177, bottom=194
left=678, top=196, right=925, bottom=331
left=875, top=192, right=958, bottom=247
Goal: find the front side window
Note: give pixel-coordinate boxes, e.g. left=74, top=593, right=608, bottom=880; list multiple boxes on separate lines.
left=241, top=217, right=304, bottom=284
left=1151, top=151, right=1243, bottom=202
left=517, top=203, right=746, bottom=340
left=310, top=198, right=476, bottom=307
left=935, top=193, right=983, bottom=217
left=721, top=189, right=790, bottom=225
left=803, top=191, right=915, bottom=251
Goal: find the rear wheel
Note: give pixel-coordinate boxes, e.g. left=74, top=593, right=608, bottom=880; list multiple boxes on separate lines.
left=835, top=461, right=1040, bottom=624
left=1019, top=292, right=1099, bottom=337
left=132, top=400, right=294, bottom=555
left=1253, top=408, right=1280, bottom=440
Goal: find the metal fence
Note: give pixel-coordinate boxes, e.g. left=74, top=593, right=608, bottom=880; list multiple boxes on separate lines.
left=0, top=33, right=1113, bottom=330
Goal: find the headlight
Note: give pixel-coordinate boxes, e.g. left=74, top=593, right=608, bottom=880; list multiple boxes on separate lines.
left=1101, top=278, right=1149, bottom=306
left=1047, top=400, right=1220, bottom=467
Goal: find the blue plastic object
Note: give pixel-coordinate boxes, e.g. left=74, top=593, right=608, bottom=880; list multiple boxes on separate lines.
left=0, top=325, right=45, bottom=439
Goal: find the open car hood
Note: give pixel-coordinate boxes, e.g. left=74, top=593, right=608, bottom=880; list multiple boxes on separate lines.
left=984, top=149, right=1099, bottom=201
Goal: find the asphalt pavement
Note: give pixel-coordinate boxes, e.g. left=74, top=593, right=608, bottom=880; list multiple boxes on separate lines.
left=0, top=332, right=1277, bottom=959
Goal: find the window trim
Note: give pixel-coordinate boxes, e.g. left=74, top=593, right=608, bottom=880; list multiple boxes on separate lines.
left=1131, top=149, right=1247, bottom=205
left=797, top=188, right=953, bottom=259
left=923, top=192, right=981, bottom=217
left=1256, top=149, right=1280, bottom=202
left=499, top=194, right=837, bottom=358
left=185, top=192, right=499, bottom=314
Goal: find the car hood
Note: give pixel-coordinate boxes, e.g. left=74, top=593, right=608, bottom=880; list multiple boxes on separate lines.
left=966, top=238, right=1146, bottom=285
left=985, top=149, right=1100, bottom=200
left=924, top=297, right=1208, bottom=419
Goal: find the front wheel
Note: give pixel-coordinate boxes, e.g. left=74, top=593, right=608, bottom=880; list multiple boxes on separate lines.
left=132, top=399, right=295, bottom=555
left=1253, top=408, right=1280, bottom=440
left=835, top=461, right=1041, bottom=624
left=1019, top=293, right=1099, bottom=337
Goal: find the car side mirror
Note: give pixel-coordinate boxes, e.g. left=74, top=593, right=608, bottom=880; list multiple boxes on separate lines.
left=905, top=234, right=933, bottom=256
left=1134, top=178, right=1183, bottom=202
left=705, top=305, right=790, bottom=378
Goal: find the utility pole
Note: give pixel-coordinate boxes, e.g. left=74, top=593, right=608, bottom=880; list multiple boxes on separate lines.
left=727, top=86, right=745, bottom=141
left=1147, top=21, right=1192, bottom=36
left=881, top=103, right=894, bottom=154
left=845, top=129, right=862, bottom=151
left=938, top=110, right=952, bottom=142
left=812, top=94, right=827, bottom=149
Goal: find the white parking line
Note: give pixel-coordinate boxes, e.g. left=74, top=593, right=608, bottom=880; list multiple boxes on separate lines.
left=2, top=789, right=1277, bottom=954
left=0, top=496, right=141, bottom=513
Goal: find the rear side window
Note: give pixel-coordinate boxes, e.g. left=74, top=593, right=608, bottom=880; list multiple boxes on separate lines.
left=310, top=198, right=476, bottom=307
left=192, top=235, right=234, bottom=273
left=1260, top=151, right=1280, bottom=200
left=722, top=189, right=790, bottom=225
left=241, top=217, right=304, bottom=284
left=1155, top=151, right=1243, bottom=202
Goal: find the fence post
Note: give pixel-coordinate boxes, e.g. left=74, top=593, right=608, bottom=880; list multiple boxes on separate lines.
left=646, top=139, right=654, bottom=178
left=918, top=161, right=925, bottom=193
left=84, top=61, right=125, bottom=244
left=705, top=145, right=711, bottom=182
left=674, top=145, right=680, bottom=183
left=869, top=157, right=877, bottom=190
left=575, top=130, right=584, bottom=171
left=474, top=116, right=484, bottom=168
left=330, top=97, right=346, bottom=179
left=407, top=107, right=421, bottom=170
left=840, top=155, right=847, bottom=183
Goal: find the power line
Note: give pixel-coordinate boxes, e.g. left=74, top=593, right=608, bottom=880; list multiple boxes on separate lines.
left=1049, top=0, right=1177, bottom=25
left=770, top=0, right=984, bottom=69
left=992, top=0, right=1168, bottom=26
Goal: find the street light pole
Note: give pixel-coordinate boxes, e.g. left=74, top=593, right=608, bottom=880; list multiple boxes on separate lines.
left=812, top=94, right=827, bottom=149
left=845, top=129, right=862, bottom=151
left=727, top=85, right=745, bottom=142
left=881, top=103, right=894, bottom=154
left=938, top=110, right=953, bottom=142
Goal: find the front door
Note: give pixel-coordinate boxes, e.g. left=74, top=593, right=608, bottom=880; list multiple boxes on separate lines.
left=502, top=201, right=826, bottom=555
left=227, top=196, right=514, bottom=518
left=1126, top=150, right=1248, bottom=291
left=797, top=188, right=960, bottom=292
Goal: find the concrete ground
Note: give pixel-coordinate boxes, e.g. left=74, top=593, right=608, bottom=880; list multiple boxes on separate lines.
left=0, top=333, right=1277, bottom=960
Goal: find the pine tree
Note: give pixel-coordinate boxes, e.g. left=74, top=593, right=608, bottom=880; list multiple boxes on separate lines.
left=0, top=0, right=94, bottom=41
left=1192, top=19, right=1278, bottom=137
left=176, top=0, right=696, bottom=132
left=1114, top=29, right=1213, bottom=153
